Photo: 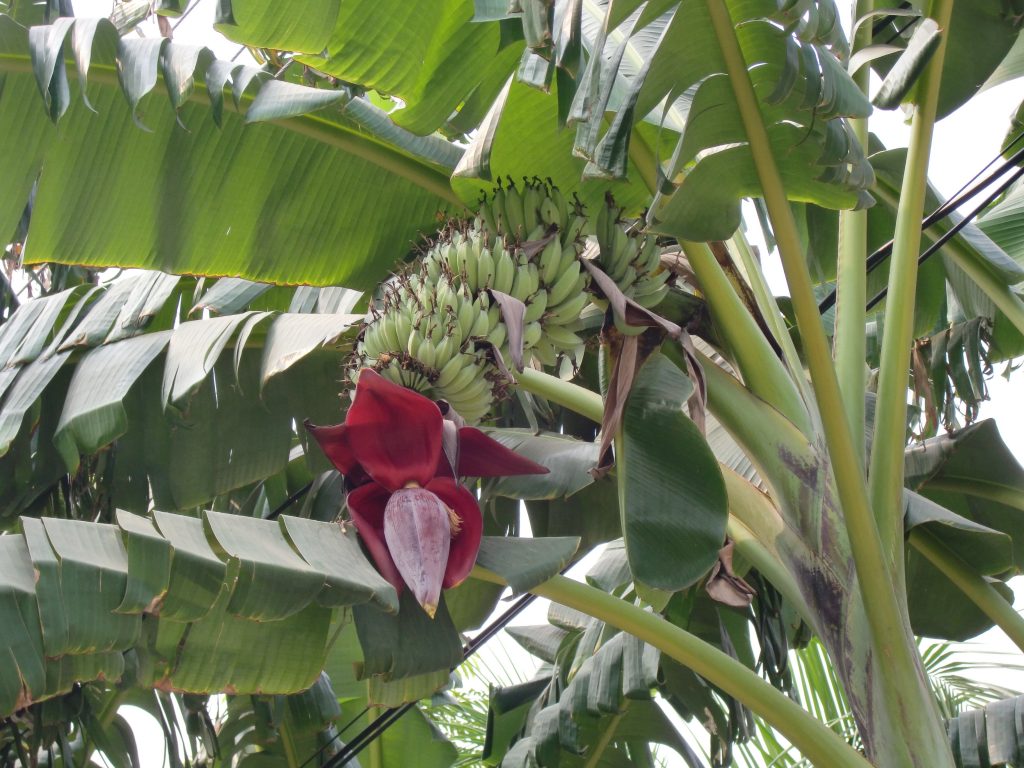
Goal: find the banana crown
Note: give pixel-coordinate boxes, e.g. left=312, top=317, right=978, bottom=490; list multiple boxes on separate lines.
left=356, top=180, right=670, bottom=423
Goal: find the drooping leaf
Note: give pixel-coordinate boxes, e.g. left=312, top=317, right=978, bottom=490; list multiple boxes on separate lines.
left=1, top=15, right=462, bottom=288
left=619, top=353, right=728, bottom=592
left=475, top=535, right=579, bottom=593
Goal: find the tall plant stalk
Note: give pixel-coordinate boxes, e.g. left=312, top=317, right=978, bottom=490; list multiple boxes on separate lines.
left=704, top=1, right=953, bottom=763
left=833, top=0, right=873, bottom=469
left=869, top=0, right=956, bottom=573
left=471, top=567, right=873, bottom=768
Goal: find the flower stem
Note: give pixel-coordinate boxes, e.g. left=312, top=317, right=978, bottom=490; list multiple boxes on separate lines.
left=514, top=366, right=603, bottom=422
left=470, top=567, right=873, bottom=768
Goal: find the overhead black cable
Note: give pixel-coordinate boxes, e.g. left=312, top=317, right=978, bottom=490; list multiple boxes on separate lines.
left=265, top=481, right=314, bottom=520
left=320, top=587, right=543, bottom=768
left=818, top=134, right=1024, bottom=314
left=865, top=161, right=1024, bottom=311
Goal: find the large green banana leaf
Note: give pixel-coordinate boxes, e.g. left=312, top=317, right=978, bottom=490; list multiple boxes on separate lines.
left=0, top=14, right=463, bottom=288
left=0, top=508, right=396, bottom=717
left=0, top=271, right=361, bottom=519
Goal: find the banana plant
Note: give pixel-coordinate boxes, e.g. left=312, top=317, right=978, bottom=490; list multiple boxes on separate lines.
left=0, top=0, right=1023, bottom=766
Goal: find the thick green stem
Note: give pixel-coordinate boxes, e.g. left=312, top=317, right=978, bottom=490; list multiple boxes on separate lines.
left=727, top=229, right=810, bottom=400
left=869, top=0, right=956, bottom=570
left=833, top=0, right=873, bottom=470
left=514, top=366, right=604, bottom=422
left=471, top=567, right=872, bottom=768
left=705, top=3, right=950, bottom=762
left=909, top=529, right=1024, bottom=654
left=681, top=240, right=810, bottom=433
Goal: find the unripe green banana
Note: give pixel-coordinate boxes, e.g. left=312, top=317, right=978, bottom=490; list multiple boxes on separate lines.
left=416, top=337, right=437, bottom=368
left=476, top=246, right=496, bottom=291
left=522, top=182, right=541, bottom=232
left=634, top=282, right=669, bottom=309
left=504, top=182, right=525, bottom=236
left=539, top=238, right=563, bottom=285
left=491, top=185, right=508, bottom=237
left=486, top=322, right=506, bottom=350
left=542, top=324, right=584, bottom=349
left=523, top=321, right=543, bottom=348
left=477, top=198, right=496, bottom=235
left=523, top=289, right=548, bottom=323
left=531, top=340, right=558, bottom=367
left=493, top=250, right=515, bottom=294
left=547, top=260, right=583, bottom=307
left=540, top=197, right=561, bottom=227
left=545, top=290, right=589, bottom=326
left=435, top=354, right=465, bottom=389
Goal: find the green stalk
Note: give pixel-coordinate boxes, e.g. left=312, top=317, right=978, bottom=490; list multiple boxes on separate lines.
left=909, top=528, right=1024, bottom=654
left=833, top=0, right=873, bottom=469
left=471, top=566, right=873, bottom=768
left=367, top=699, right=384, bottom=768
left=727, top=228, right=810, bottom=400
left=681, top=239, right=811, bottom=433
left=583, top=704, right=627, bottom=768
left=869, top=0, right=956, bottom=568
left=694, top=349, right=814, bottom=478
left=704, top=3, right=950, bottom=761
left=515, top=366, right=603, bottom=422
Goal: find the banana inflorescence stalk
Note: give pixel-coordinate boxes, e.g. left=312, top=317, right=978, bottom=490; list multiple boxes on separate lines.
left=355, top=179, right=671, bottom=423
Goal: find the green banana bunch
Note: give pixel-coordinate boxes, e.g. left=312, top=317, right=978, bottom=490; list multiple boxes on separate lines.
left=355, top=179, right=628, bottom=423
left=358, top=269, right=503, bottom=422
left=592, top=195, right=670, bottom=310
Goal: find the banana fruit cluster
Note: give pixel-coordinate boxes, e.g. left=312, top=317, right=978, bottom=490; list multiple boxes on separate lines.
left=592, top=195, right=670, bottom=309
left=356, top=180, right=593, bottom=422
left=355, top=181, right=673, bottom=423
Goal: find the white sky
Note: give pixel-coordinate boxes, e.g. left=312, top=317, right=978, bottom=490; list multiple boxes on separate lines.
left=63, top=0, right=1023, bottom=764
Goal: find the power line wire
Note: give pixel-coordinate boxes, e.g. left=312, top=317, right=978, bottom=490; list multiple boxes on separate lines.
left=865, top=162, right=1024, bottom=311
left=320, top=587, right=543, bottom=768
left=817, top=133, right=1024, bottom=314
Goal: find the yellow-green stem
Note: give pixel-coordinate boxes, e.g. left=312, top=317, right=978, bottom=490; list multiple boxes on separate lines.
left=869, top=0, right=956, bottom=571
left=704, top=3, right=948, bottom=760
left=583, top=703, right=627, bottom=768
left=515, top=366, right=604, bottom=422
left=471, top=567, right=873, bottom=768
left=909, top=528, right=1024, bottom=654
left=681, top=239, right=810, bottom=433
left=833, top=0, right=873, bottom=469
left=727, top=229, right=810, bottom=401
left=368, top=701, right=384, bottom=768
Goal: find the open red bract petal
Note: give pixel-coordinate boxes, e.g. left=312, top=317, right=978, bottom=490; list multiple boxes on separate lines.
left=455, top=427, right=550, bottom=478
left=346, top=482, right=403, bottom=593
left=342, top=369, right=443, bottom=491
left=426, top=477, right=483, bottom=589
left=303, top=420, right=360, bottom=476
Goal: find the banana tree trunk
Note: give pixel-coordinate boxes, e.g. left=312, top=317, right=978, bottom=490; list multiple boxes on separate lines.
left=749, top=448, right=952, bottom=766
